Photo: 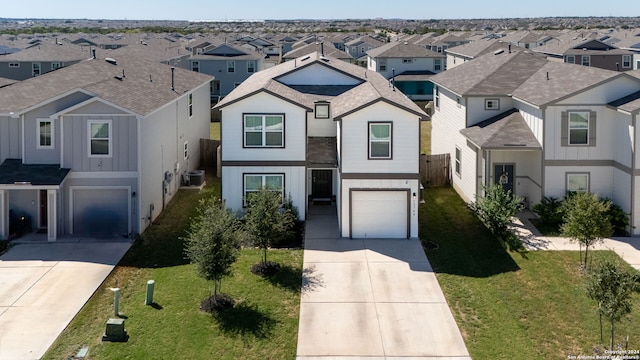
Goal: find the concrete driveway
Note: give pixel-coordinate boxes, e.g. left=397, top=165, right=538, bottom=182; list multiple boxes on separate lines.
left=297, top=207, right=470, bottom=360
left=0, top=239, right=130, bottom=360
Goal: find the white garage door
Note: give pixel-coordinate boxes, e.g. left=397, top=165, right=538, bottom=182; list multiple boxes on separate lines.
left=72, top=188, right=129, bottom=238
left=351, top=190, right=408, bottom=239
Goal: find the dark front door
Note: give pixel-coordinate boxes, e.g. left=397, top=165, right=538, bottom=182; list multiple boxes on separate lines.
left=312, top=170, right=332, bottom=200
left=39, top=189, right=48, bottom=228
left=494, top=164, right=514, bottom=194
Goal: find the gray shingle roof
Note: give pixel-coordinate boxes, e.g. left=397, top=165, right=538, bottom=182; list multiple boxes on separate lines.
left=0, top=159, right=70, bottom=185
left=460, top=109, right=541, bottom=150
left=609, top=90, right=640, bottom=113
left=0, top=41, right=89, bottom=62
left=0, top=55, right=213, bottom=116
left=366, top=41, right=442, bottom=59
left=215, top=51, right=426, bottom=120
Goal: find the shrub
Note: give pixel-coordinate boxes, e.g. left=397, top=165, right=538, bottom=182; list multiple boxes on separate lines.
left=602, top=199, right=630, bottom=236
left=532, top=197, right=564, bottom=230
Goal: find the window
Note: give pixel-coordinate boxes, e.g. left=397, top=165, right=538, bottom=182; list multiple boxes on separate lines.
left=8, top=62, right=19, bottom=68
left=184, top=141, right=188, bottom=160
left=622, top=55, right=631, bottom=68
left=227, top=60, right=235, bottom=73
left=369, top=122, right=392, bottom=159
left=402, top=58, right=413, bottom=63
left=315, top=102, right=330, bottom=119
left=88, top=120, right=111, bottom=157
left=434, top=58, right=442, bottom=71
left=485, top=99, right=500, bottom=110
left=243, top=174, right=284, bottom=206
left=360, top=46, right=365, bottom=53
left=37, top=119, right=53, bottom=149
left=188, top=93, right=193, bottom=117
left=51, top=62, right=62, bottom=71
left=247, top=60, right=256, bottom=73
left=565, top=55, right=575, bottom=64
left=455, top=146, right=461, bottom=176
left=244, top=114, right=284, bottom=147
left=352, top=46, right=356, bottom=53
left=191, top=61, right=199, bottom=72
left=379, top=58, right=386, bottom=71
left=569, top=111, right=589, bottom=145
left=32, top=62, right=41, bottom=76
left=435, top=86, right=440, bottom=109
left=581, top=55, right=590, bottom=66
left=567, top=173, right=589, bottom=193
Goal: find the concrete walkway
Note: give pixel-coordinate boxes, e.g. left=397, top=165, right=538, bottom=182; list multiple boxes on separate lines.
left=296, top=205, right=470, bottom=360
left=0, top=239, right=130, bottom=360
left=512, top=212, right=640, bottom=271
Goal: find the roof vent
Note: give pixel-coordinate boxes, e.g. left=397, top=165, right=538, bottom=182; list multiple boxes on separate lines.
left=301, top=55, right=310, bottom=61
left=114, top=75, right=123, bottom=81
left=320, top=56, right=329, bottom=62
left=494, top=49, right=504, bottom=55
left=105, top=57, right=117, bottom=65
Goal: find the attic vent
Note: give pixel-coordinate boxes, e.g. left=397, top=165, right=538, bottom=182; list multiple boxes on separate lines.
left=320, top=56, right=329, bottom=62
left=114, top=75, right=123, bottom=81
left=105, top=57, right=117, bottom=65
left=494, top=49, right=504, bottom=55
left=301, top=55, right=310, bottom=61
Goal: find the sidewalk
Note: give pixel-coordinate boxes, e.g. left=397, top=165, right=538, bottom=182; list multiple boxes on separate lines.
left=512, top=212, right=640, bottom=271
left=296, top=205, right=470, bottom=360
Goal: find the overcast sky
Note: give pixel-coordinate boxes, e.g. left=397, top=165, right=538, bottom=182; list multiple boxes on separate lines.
left=1, top=0, right=636, bottom=20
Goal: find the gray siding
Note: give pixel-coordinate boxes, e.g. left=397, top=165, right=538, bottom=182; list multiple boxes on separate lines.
left=192, top=58, right=258, bottom=96
left=0, top=116, right=21, bottom=163
left=0, top=60, right=82, bottom=81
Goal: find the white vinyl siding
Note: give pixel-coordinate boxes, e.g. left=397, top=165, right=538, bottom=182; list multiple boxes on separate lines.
left=244, top=114, right=284, bottom=148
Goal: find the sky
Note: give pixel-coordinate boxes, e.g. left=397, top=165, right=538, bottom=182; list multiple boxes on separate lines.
left=1, top=0, right=637, bottom=21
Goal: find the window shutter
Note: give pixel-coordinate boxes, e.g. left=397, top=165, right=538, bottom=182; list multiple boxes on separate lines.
left=588, top=111, right=597, bottom=147
left=560, top=111, right=568, bottom=147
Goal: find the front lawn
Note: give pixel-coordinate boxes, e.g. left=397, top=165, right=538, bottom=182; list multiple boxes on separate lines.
left=421, top=187, right=640, bottom=359
left=43, top=175, right=302, bottom=360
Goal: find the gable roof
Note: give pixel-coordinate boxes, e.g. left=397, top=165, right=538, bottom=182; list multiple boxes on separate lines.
left=367, top=41, right=442, bottom=59
left=283, top=42, right=352, bottom=60
left=0, top=55, right=212, bottom=116
left=460, top=108, right=541, bottom=150
left=214, top=51, right=426, bottom=120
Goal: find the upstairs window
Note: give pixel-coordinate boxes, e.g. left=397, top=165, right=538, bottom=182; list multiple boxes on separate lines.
left=32, top=62, right=41, bottom=77
left=569, top=111, right=589, bottom=145
left=434, top=58, right=442, bottom=71
left=188, top=94, right=193, bottom=118
left=88, top=120, right=111, bottom=157
left=247, top=60, right=256, bottom=73
left=191, top=61, right=199, bottom=72
left=315, top=102, right=330, bottom=119
left=402, top=58, right=413, bottom=63
left=37, top=119, right=53, bottom=149
left=8, top=62, right=19, bottom=68
left=51, top=62, right=62, bottom=71
left=379, top=58, right=386, bottom=71
left=369, top=122, right=392, bottom=159
left=622, top=55, right=631, bottom=68
left=581, top=55, right=590, bottom=67
left=485, top=99, right=500, bottom=110
left=227, top=60, right=235, bottom=73
left=565, top=55, right=575, bottom=64
left=244, top=114, right=284, bottom=148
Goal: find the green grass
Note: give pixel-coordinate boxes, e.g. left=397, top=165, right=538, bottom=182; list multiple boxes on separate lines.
left=43, top=175, right=302, bottom=360
left=210, top=121, right=220, bottom=141
left=421, top=120, right=431, bottom=155
left=421, top=187, right=640, bottom=359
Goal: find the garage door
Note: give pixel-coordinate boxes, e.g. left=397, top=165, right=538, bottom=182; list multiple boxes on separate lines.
left=72, top=188, right=129, bottom=237
left=351, top=190, right=408, bottom=239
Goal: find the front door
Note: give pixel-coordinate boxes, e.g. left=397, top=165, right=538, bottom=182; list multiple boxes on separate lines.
left=312, top=170, right=332, bottom=200
left=494, top=164, right=514, bottom=194
left=39, top=189, right=48, bottom=228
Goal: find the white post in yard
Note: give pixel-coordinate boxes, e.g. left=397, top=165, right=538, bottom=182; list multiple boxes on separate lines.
left=110, top=288, right=120, bottom=317
left=145, top=280, right=155, bottom=305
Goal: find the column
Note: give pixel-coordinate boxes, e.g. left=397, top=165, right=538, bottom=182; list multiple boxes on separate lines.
left=47, top=189, right=57, bottom=242
left=0, top=190, right=8, bottom=239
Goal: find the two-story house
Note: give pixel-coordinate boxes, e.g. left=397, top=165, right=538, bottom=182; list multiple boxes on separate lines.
left=367, top=41, right=446, bottom=100
left=214, top=52, right=426, bottom=239
left=0, top=41, right=88, bottom=81
left=562, top=39, right=636, bottom=72
left=0, top=55, right=212, bottom=241
left=345, top=36, right=385, bottom=66
left=430, top=46, right=640, bottom=235
left=188, top=43, right=262, bottom=99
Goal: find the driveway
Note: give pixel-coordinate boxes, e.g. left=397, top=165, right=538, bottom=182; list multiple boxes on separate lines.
left=0, top=239, right=130, bottom=360
left=296, top=206, right=470, bottom=359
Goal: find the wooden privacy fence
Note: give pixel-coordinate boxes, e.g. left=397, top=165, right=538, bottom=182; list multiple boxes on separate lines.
left=200, top=139, right=220, bottom=170
left=420, top=153, right=450, bottom=187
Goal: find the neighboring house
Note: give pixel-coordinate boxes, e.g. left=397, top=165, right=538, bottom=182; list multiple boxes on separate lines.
left=282, top=42, right=353, bottom=63
left=367, top=41, right=446, bottom=100
left=427, top=33, right=470, bottom=54
left=345, top=36, right=385, bottom=65
left=214, top=52, right=426, bottom=239
left=0, top=41, right=88, bottom=80
left=562, top=39, right=636, bottom=72
left=430, top=47, right=640, bottom=235
left=188, top=43, right=262, bottom=99
left=0, top=55, right=212, bottom=241
left=446, top=40, right=522, bottom=69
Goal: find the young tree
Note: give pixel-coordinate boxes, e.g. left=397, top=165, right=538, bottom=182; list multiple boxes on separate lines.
left=585, top=259, right=639, bottom=350
left=243, top=187, right=295, bottom=272
left=470, top=183, right=524, bottom=249
left=183, top=197, right=240, bottom=306
left=561, top=192, right=612, bottom=267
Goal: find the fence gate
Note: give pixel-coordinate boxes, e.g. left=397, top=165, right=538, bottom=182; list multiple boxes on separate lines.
left=200, top=139, right=220, bottom=169
left=420, top=153, right=450, bottom=187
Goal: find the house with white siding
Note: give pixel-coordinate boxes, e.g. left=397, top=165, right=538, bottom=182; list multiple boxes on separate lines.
left=430, top=45, right=640, bottom=235
left=0, top=55, right=212, bottom=241
left=214, top=52, right=426, bottom=239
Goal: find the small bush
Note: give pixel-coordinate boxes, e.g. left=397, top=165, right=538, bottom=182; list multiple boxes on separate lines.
left=603, top=200, right=630, bottom=236
left=532, top=197, right=564, bottom=230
